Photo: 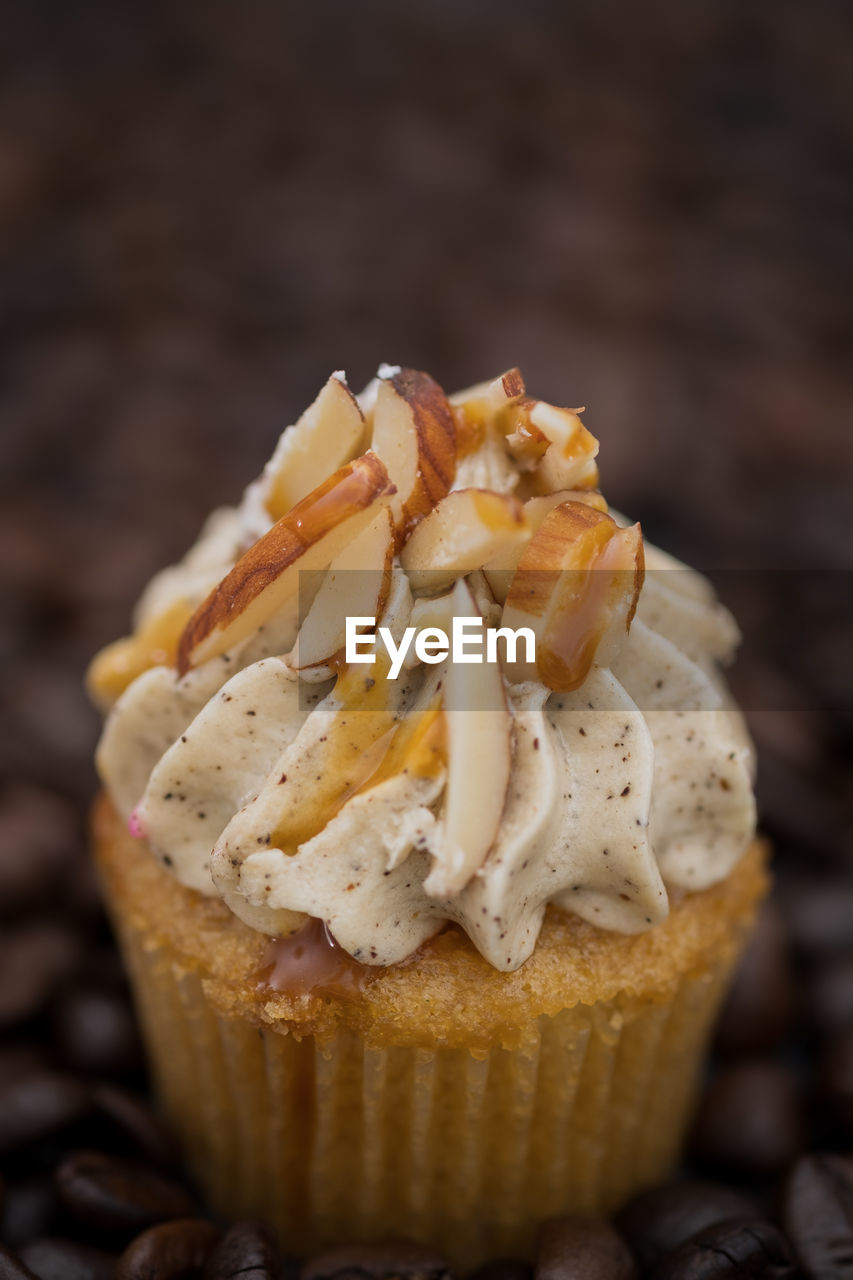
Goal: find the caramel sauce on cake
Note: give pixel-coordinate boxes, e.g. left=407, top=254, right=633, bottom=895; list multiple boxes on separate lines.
left=258, top=918, right=372, bottom=999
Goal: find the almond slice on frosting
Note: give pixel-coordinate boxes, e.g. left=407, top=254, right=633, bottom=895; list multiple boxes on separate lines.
left=291, top=506, right=394, bottom=674
left=370, top=368, right=456, bottom=538
left=87, top=596, right=197, bottom=711
left=448, top=367, right=526, bottom=410
left=400, top=488, right=529, bottom=594
left=177, top=452, right=395, bottom=674
left=449, top=368, right=527, bottom=455
left=501, top=501, right=644, bottom=690
left=483, top=488, right=609, bottom=605
left=424, top=579, right=512, bottom=899
left=264, top=374, right=365, bottom=520
left=505, top=399, right=599, bottom=490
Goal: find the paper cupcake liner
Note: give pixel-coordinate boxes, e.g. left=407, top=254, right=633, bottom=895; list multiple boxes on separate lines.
left=94, top=798, right=767, bottom=1268
left=110, top=906, right=736, bottom=1266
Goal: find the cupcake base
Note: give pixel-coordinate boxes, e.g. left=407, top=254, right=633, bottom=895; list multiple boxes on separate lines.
left=93, top=795, right=768, bottom=1268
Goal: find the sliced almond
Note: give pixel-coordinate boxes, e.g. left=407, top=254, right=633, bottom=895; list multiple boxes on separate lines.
left=501, top=501, right=644, bottom=689
left=408, top=590, right=455, bottom=635
left=449, top=367, right=526, bottom=409
left=450, top=367, right=527, bottom=460
left=424, top=579, right=512, bottom=898
left=291, top=507, right=394, bottom=672
left=264, top=374, right=365, bottom=520
left=400, top=489, right=528, bottom=594
left=483, top=488, right=609, bottom=604
left=87, top=597, right=196, bottom=710
left=178, top=452, right=395, bottom=674
left=370, top=368, right=456, bottom=538
left=504, top=399, right=599, bottom=491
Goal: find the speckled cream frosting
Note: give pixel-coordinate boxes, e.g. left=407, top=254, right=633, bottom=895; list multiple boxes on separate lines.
left=90, top=366, right=756, bottom=972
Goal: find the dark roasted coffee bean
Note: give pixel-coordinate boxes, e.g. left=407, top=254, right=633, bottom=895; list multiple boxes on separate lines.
left=0, top=926, right=82, bottom=1031
left=56, top=1149, right=195, bottom=1234
left=302, top=1241, right=451, bottom=1280
left=468, top=1262, right=532, bottom=1280
left=117, top=1219, right=220, bottom=1279
left=90, top=1084, right=178, bottom=1167
left=783, top=878, right=853, bottom=956
left=0, top=1049, right=47, bottom=1091
left=809, top=955, right=853, bottom=1037
left=714, top=903, right=794, bottom=1056
left=783, top=1152, right=853, bottom=1278
left=0, top=1244, right=37, bottom=1279
left=203, top=1220, right=281, bottom=1279
left=18, top=1237, right=117, bottom=1280
left=0, top=784, right=76, bottom=916
left=52, top=986, right=143, bottom=1077
left=818, top=1032, right=853, bottom=1138
left=689, top=1062, right=806, bottom=1178
left=76, top=945, right=131, bottom=997
left=536, top=1215, right=636, bottom=1279
left=0, top=1177, right=56, bottom=1246
left=651, top=1218, right=794, bottom=1279
left=616, top=1180, right=755, bottom=1271
left=0, top=1072, right=90, bottom=1154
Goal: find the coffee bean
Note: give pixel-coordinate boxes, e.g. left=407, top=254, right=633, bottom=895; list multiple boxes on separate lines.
left=688, top=1062, right=806, bottom=1179
left=301, top=1241, right=451, bottom=1280
left=783, top=878, right=853, bottom=956
left=817, top=1032, right=853, bottom=1139
left=650, top=1218, right=795, bottom=1279
left=0, top=1072, right=90, bottom=1155
left=809, top=955, right=853, bottom=1038
left=0, top=1245, right=37, bottom=1279
left=0, top=1049, right=47, bottom=1091
left=0, top=784, right=76, bottom=916
left=55, top=1149, right=195, bottom=1235
left=18, top=1237, right=117, bottom=1280
left=714, top=903, right=794, bottom=1057
left=467, top=1262, right=532, bottom=1280
left=0, top=926, right=82, bottom=1032
left=616, top=1180, right=756, bottom=1271
left=52, top=986, right=143, bottom=1077
left=783, top=1152, right=853, bottom=1278
left=89, top=1084, right=178, bottom=1167
left=116, top=1219, right=221, bottom=1279
left=536, top=1216, right=636, bottom=1280
left=76, top=945, right=131, bottom=998
left=0, top=1177, right=56, bottom=1246
left=203, top=1220, right=281, bottom=1279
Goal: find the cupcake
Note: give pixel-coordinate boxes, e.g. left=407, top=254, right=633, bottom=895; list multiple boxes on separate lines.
left=88, top=365, right=764, bottom=1268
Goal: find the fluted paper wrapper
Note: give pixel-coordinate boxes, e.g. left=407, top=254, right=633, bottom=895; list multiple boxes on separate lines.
left=94, top=796, right=768, bottom=1268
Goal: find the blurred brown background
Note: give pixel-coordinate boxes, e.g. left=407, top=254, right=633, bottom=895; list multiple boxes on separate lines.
left=1, top=0, right=851, bottom=838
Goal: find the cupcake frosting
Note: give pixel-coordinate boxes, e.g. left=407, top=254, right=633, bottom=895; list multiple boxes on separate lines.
left=90, top=367, right=756, bottom=972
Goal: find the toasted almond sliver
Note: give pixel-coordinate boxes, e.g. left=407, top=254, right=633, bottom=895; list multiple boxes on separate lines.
left=501, top=501, right=643, bottom=690
left=504, top=399, right=600, bottom=492
left=178, top=452, right=395, bottom=674
left=291, top=507, right=395, bottom=672
left=424, top=579, right=512, bottom=898
left=264, top=375, right=365, bottom=520
left=449, top=367, right=526, bottom=409
left=484, top=488, right=609, bottom=604
left=400, top=488, right=528, bottom=594
left=370, top=369, right=457, bottom=538
left=87, top=597, right=197, bottom=710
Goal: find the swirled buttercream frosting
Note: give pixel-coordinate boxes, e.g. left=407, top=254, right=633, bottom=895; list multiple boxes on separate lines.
left=89, top=367, right=756, bottom=971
